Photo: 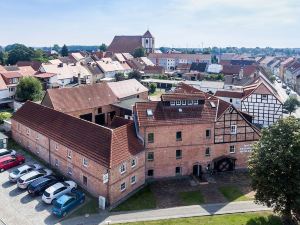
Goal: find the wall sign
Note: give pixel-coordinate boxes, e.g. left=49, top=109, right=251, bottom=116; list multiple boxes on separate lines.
left=240, top=144, right=252, bottom=153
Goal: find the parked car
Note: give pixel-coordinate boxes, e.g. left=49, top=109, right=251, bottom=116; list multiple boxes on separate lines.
left=42, top=181, right=77, bottom=204
left=52, top=190, right=85, bottom=217
left=276, top=79, right=281, bottom=83
left=0, top=154, right=25, bottom=172
left=17, top=168, right=52, bottom=189
left=0, top=149, right=16, bottom=158
left=286, top=89, right=291, bottom=95
left=282, top=83, right=287, bottom=89
left=27, top=175, right=64, bottom=196
left=9, top=163, right=42, bottom=182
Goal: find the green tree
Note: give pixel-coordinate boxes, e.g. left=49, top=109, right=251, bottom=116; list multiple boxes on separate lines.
left=283, top=96, right=300, bottom=115
left=0, top=51, right=5, bottom=65
left=149, top=83, right=157, bottom=94
left=61, top=44, right=69, bottom=57
left=115, top=72, right=125, bottom=81
left=128, top=71, right=142, bottom=81
left=52, top=44, right=60, bottom=53
left=0, top=112, right=12, bottom=124
left=32, top=49, right=49, bottom=62
left=249, top=117, right=300, bottom=225
left=99, top=43, right=107, bottom=52
left=133, top=47, right=145, bottom=58
left=6, top=44, right=35, bottom=65
left=15, top=77, right=43, bottom=102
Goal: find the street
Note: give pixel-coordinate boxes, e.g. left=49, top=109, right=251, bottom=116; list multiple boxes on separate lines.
left=273, top=80, right=300, bottom=118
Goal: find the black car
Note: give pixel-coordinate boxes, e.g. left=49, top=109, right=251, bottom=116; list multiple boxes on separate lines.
left=27, top=175, right=64, bottom=196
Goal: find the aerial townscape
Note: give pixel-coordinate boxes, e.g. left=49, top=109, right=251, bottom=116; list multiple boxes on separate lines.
left=0, top=1, right=299, bottom=225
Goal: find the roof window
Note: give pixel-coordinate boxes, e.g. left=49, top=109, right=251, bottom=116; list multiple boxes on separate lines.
left=146, top=109, right=153, bottom=117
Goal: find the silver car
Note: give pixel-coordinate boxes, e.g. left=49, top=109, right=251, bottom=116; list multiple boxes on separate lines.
left=17, top=168, right=52, bottom=189
left=9, top=164, right=42, bottom=182
left=0, top=149, right=16, bottom=158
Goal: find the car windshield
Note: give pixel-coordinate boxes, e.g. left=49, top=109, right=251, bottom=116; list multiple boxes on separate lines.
left=12, top=169, right=20, bottom=175
left=62, top=182, right=70, bottom=187
left=53, top=201, right=63, bottom=209
left=44, top=191, right=50, bottom=197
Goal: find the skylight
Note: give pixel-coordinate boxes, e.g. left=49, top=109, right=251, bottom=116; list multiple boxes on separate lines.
left=146, top=109, right=153, bottom=117
left=209, top=101, right=216, bottom=108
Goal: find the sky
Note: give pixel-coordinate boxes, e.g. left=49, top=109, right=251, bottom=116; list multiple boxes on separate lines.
left=0, top=0, right=300, bottom=48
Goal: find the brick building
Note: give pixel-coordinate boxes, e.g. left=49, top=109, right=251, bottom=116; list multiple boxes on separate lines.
left=11, top=101, right=145, bottom=206
left=134, top=83, right=260, bottom=179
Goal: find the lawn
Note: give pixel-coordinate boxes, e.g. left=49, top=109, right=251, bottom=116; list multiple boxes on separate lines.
left=112, top=186, right=156, bottom=211
left=117, top=212, right=282, bottom=225
left=219, top=185, right=252, bottom=202
left=179, top=190, right=205, bottom=205
left=67, top=196, right=99, bottom=218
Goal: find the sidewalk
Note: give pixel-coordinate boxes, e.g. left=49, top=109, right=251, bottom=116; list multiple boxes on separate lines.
left=60, top=201, right=271, bottom=225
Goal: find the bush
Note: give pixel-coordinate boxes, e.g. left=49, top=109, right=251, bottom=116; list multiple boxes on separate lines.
left=149, top=83, right=157, bottom=94
left=15, top=77, right=43, bottom=102
left=0, top=112, right=12, bottom=124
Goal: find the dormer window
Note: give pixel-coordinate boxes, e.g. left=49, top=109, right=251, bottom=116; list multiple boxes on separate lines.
left=176, top=100, right=181, bottom=106
left=182, top=100, right=186, bottom=105
left=170, top=101, right=175, bottom=106
left=146, top=109, right=153, bottom=117
left=193, top=100, right=198, bottom=105
left=187, top=100, right=193, bottom=105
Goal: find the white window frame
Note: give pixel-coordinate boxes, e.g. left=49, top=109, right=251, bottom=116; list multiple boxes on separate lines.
left=230, top=125, right=237, bottom=134
left=131, top=175, right=136, bottom=185
left=261, top=94, right=267, bottom=100
left=120, top=182, right=126, bottom=192
left=187, top=100, right=193, bottom=105
left=67, top=149, right=72, bottom=159
left=120, top=163, right=126, bottom=174
left=176, top=100, right=181, bottom=105
left=230, top=145, right=236, bottom=153
left=193, top=100, right=198, bottom=105
left=131, top=158, right=137, bottom=168
left=83, top=158, right=88, bottom=167
left=181, top=100, right=186, bottom=105
left=170, top=101, right=175, bottom=106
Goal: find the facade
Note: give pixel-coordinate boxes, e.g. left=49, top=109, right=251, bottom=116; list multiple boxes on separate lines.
left=134, top=83, right=260, bottom=179
left=11, top=102, right=145, bottom=206
left=148, top=53, right=211, bottom=71
left=107, top=30, right=155, bottom=54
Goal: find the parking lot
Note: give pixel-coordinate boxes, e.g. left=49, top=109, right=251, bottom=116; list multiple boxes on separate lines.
left=0, top=154, right=61, bottom=225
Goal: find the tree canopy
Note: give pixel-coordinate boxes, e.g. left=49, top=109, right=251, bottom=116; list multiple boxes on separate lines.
left=283, top=96, right=300, bottom=115
left=61, top=44, right=69, bottom=57
left=99, top=43, right=107, bottom=52
left=15, top=77, right=43, bottom=102
left=249, top=116, right=300, bottom=224
left=128, top=71, right=142, bottom=81
left=6, top=44, right=35, bottom=65
left=133, top=47, right=146, bottom=58
left=52, top=44, right=60, bottom=53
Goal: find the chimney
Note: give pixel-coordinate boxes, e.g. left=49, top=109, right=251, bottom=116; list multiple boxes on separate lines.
left=239, top=68, right=244, bottom=79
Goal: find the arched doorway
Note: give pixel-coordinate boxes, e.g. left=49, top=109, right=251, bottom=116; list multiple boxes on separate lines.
left=213, top=155, right=236, bottom=172
left=193, top=164, right=202, bottom=178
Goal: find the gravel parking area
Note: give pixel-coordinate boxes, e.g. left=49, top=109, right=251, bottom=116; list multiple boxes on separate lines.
left=0, top=155, right=61, bottom=225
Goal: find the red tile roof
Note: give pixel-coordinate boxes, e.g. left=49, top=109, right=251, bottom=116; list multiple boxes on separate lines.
left=222, top=65, right=241, bottom=75
left=41, top=82, right=118, bottom=113
left=107, top=36, right=142, bottom=54
left=1, top=71, right=23, bottom=79
left=215, top=90, right=245, bottom=98
left=34, top=72, right=56, bottom=78
left=12, top=101, right=143, bottom=168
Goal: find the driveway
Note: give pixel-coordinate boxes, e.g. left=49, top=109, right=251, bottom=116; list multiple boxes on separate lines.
left=0, top=155, right=61, bottom=225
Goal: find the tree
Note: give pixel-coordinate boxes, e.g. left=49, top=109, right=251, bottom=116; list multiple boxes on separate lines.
left=283, top=96, right=300, bottom=115
left=128, top=71, right=142, bottom=81
left=15, top=77, right=43, bottom=102
left=52, top=44, right=60, bottom=53
left=32, top=49, right=49, bottom=62
left=149, top=83, right=157, bottom=94
left=99, top=43, right=107, bottom=52
left=115, top=72, right=125, bottom=81
left=6, top=44, right=35, bottom=65
left=0, top=51, right=5, bottom=65
left=61, top=44, right=69, bottom=57
left=133, top=47, right=145, bottom=58
left=0, top=112, right=12, bottom=124
left=249, top=117, right=300, bottom=224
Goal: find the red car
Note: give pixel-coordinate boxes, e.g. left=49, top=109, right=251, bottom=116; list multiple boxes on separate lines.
left=0, top=154, right=25, bottom=172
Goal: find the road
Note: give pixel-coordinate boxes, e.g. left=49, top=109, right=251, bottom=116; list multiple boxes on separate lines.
left=273, top=80, right=300, bottom=118
left=61, top=201, right=271, bottom=225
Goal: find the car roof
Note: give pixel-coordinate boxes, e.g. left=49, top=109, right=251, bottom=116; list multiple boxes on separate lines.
left=20, top=170, right=40, bottom=179
left=56, top=194, right=72, bottom=204
left=0, top=155, right=13, bottom=162
left=47, top=182, right=64, bottom=193
left=17, top=165, right=31, bottom=171
left=0, top=149, right=9, bottom=154
left=30, top=177, right=50, bottom=186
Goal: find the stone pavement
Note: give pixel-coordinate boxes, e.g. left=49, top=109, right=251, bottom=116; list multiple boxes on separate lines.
left=60, top=201, right=271, bottom=225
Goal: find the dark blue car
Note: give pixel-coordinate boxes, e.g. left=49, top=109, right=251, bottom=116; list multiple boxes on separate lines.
left=52, top=190, right=85, bottom=217
left=27, top=175, right=63, bottom=196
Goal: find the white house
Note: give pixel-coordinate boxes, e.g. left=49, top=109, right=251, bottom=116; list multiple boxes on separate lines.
left=207, top=64, right=223, bottom=74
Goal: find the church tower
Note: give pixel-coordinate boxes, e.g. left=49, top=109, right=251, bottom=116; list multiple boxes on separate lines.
left=142, top=30, right=155, bottom=54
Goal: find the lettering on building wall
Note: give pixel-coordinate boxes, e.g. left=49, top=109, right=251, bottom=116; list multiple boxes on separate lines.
left=240, top=144, right=252, bottom=153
